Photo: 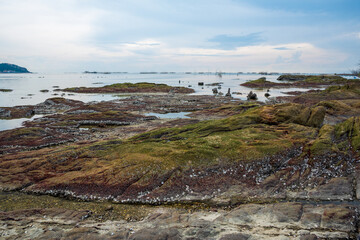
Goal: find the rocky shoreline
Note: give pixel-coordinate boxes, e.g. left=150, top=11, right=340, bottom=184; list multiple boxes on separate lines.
left=1, top=77, right=360, bottom=239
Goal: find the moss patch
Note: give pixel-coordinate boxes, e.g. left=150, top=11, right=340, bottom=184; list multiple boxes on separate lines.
left=0, top=89, right=13, bottom=92
left=335, top=117, right=360, bottom=150
left=0, top=192, right=151, bottom=221
left=277, top=74, right=349, bottom=83
left=310, top=125, right=335, bottom=155
left=62, top=82, right=194, bottom=94
left=241, top=77, right=288, bottom=88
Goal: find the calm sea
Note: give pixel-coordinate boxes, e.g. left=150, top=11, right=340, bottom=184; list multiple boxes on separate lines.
left=0, top=72, right=315, bottom=107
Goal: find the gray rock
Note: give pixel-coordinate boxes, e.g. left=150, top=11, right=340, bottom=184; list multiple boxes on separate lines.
left=220, top=233, right=250, bottom=240
left=225, top=88, right=231, bottom=97
left=308, top=177, right=353, bottom=200
left=247, top=91, right=257, bottom=100
left=129, top=228, right=181, bottom=240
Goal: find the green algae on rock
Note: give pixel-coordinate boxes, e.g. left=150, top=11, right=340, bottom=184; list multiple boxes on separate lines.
left=0, top=192, right=153, bottom=222
left=0, top=82, right=360, bottom=204
left=61, top=82, right=195, bottom=94
left=278, top=84, right=360, bottom=105
left=277, top=74, right=348, bottom=83
left=0, top=89, right=13, bottom=92
left=241, top=77, right=289, bottom=88
left=0, top=103, right=329, bottom=202
left=242, top=75, right=358, bottom=89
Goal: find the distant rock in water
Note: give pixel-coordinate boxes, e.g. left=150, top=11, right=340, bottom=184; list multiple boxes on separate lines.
left=0, top=63, right=30, bottom=73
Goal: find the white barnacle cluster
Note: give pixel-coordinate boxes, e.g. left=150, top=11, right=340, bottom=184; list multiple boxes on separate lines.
left=137, top=190, right=151, bottom=199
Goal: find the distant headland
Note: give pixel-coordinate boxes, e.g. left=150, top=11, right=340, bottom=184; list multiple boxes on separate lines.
left=0, top=63, right=30, bottom=73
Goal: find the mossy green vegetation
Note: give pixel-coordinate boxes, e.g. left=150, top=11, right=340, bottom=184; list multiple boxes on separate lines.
left=246, top=77, right=267, bottom=84
left=87, top=103, right=322, bottom=167
left=20, top=103, right=319, bottom=193
left=62, top=82, right=194, bottom=94
left=0, top=88, right=13, bottom=92
left=241, top=77, right=287, bottom=88
left=303, top=75, right=349, bottom=84
left=244, top=75, right=357, bottom=89
left=277, top=74, right=349, bottom=83
left=5, top=127, right=46, bottom=139
left=324, top=84, right=360, bottom=95
left=282, top=84, right=360, bottom=105
left=335, top=117, right=360, bottom=150
left=107, top=82, right=169, bottom=89
left=189, top=102, right=261, bottom=118
left=2, top=79, right=360, bottom=208
left=0, top=192, right=151, bottom=221
left=309, top=124, right=335, bottom=155
left=0, top=103, right=324, bottom=198
left=0, top=191, right=210, bottom=222
left=305, top=115, right=360, bottom=155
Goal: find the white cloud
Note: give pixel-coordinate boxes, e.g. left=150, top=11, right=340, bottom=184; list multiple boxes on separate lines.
left=156, top=43, right=348, bottom=72
left=0, top=0, right=356, bottom=73
left=0, top=0, right=105, bottom=60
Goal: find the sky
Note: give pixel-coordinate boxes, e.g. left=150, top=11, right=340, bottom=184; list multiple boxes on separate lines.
left=0, top=0, right=360, bottom=73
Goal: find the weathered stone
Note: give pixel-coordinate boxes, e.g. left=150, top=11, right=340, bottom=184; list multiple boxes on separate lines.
left=299, top=234, right=318, bottom=240
left=247, top=91, right=257, bottom=100
left=225, top=88, right=231, bottom=97
left=320, top=205, right=356, bottom=232
left=300, top=206, right=321, bottom=229
left=129, top=228, right=181, bottom=240
left=220, top=233, right=250, bottom=240
left=308, top=177, right=353, bottom=200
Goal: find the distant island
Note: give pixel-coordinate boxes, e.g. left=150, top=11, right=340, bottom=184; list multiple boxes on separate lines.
left=0, top=63, right=30, bottom=73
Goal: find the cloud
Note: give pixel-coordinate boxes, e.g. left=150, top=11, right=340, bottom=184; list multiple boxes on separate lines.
left=0, top=0, right=357, bottom=73
left=0, top=0, right=106, bottom=61
left=273, top=47, right=292, bottom=50
left=276, top=51, right=301, bottom=63
left=163, top=42, right=347, bottom=72
left=208, top=33, right=264, bottom=50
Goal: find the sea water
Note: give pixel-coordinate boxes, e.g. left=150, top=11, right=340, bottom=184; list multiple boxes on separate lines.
left=0, top=72, right=320, bottom=108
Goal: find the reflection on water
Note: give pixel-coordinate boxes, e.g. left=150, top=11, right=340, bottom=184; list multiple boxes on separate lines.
left=0, top=115, right=43, bottom=131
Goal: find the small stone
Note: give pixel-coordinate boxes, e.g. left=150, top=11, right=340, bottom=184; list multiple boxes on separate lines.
left=105, top=205, right=113, bottom=211
left=247, top=91, right=257, bottom=100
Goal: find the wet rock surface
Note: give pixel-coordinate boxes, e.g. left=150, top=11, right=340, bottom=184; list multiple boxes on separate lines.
left=0, top=102, right=359, bottom=204
left=0, top=94, right=239, bottom=154
left=0, top=97, right=84, bottom=119
left=2, top=81, right=360, bottom=239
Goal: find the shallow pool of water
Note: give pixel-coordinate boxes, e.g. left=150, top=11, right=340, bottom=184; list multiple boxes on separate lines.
left=0, top=115, right=43, bottom=131
left=145, top=112, right=191, bottom=119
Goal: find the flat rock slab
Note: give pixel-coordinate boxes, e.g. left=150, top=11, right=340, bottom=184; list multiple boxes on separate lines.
left=0, top=202, right=358, bottom=239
